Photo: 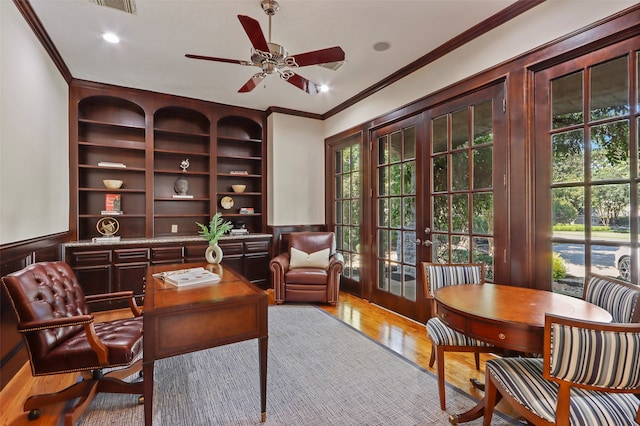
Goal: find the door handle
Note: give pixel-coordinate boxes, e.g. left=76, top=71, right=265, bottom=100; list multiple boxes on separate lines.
left=410, top=239, right=433, bottom=247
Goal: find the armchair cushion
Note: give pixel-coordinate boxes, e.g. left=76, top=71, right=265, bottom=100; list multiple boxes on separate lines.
left=289, top=247, right=330, bottom=270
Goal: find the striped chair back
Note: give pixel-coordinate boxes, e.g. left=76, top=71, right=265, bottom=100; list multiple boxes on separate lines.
left=544, top=314, right=640, bottom=391
left=422, top=263, right=484, bottom=298
left=583, top=274, right=640, bottom=323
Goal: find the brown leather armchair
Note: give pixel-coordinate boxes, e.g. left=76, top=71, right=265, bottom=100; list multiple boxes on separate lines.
left=270, top=232, right=344, bottom=305
left=1, top=261, right=144, bottom=425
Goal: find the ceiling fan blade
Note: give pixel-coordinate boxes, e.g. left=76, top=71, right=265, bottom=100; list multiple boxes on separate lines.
left=289, top=46, right=345, bottom=67
left=238, top=74, right=266, bottom=93
left=285, top=73, right=321, bottom=94
left=185, top=54, right=247, bottom=65
left=238, top=15, right=270, bottom=53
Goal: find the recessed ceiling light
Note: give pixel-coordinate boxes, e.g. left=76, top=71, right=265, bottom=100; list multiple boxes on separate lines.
left=102, top=32, right=120, bottom=44
left=319, top=85, right=329, bottom=93
left=373, top=41, right=391, bottom=52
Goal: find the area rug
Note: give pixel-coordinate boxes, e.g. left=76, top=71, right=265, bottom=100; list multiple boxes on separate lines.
left=78, top=305, right=517, bottom=425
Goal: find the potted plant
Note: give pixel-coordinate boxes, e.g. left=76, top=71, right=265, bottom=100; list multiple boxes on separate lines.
left=196, top=213, right=233, bottom=264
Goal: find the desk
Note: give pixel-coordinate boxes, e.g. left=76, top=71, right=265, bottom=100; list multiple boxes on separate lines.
left=142, top=263, right=268, bottom=425
left=434, top=283, right=612, bottom=424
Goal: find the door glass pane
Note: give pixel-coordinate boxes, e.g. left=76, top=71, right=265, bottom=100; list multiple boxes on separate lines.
left=378, top=260, right=389, bottom=291
left=473, top=101, right=493, bottom=145
left=343, top=146, right=351, bottom=172
left=451, top=108, right=469, bottom=149
left=390, top=164, right=402, bottom=195
left=552, top=71, right=583, bottom=129
left=433, top=234, right=449, bottom=263
left=451, top=151, right=469, bottom=190
left=590, top=56, right=629, bottom=120
left=378, top=166, right=388, bottom=196
left=390, top=131, right=402, bottom=163
left=472, top=193, right=493, bottom=234
left=590, top=120, right=630, bottom=180
left=592, top=184, right=630, bottom=237
left=335, top=151, right=342, bottom=173
left=378, top=136, right=388, bottom=164
left=432, top=116, right=448, bottom=153
left=473, top=236, right=494, bottom=280
left=403, top=161, right=415, bottom=195
left=403, top=127, right=416, bottom=159
left=553, top=242, right=585, bottom=296
left=433, top=195, right=448, bottom=232
left=451, top=194, right=469, bottom=233
left=473, top=146, right=492, bottom=189
left=552, top=130, right=584, bottom=183
left=432, top=155, right=448, bottom=192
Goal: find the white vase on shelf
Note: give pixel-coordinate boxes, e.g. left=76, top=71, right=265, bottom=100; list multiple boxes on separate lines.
left=205, top=243, right=223, bottom=264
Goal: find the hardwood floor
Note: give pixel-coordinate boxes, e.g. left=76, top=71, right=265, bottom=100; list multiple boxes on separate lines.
left=0, top=290, right=514, bottom=425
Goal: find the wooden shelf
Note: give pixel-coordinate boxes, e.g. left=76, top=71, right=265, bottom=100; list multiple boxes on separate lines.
left=72, top=85, right=266, bottom=240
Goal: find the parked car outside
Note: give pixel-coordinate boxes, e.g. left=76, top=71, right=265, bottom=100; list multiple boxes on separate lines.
left=614, top=247, right=636, bottom=282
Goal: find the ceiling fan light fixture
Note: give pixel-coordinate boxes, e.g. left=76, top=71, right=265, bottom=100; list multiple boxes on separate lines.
left=319, top=85, right=329, bottom=93
left=261, top=0, right=280, bottom=16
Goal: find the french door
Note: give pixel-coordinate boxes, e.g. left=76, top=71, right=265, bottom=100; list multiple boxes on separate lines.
left=370, top=115, right=427, bottom=321
left=369, top=83, right=506, bottom=322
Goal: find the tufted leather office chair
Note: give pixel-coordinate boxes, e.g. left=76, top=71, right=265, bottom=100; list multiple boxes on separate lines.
left=1, top=261, right=144, bottom=425
left=270, top=232, right=344, bottom=305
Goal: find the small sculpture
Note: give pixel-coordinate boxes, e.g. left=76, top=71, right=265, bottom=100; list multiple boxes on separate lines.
left=180, top=159, right=190, bottom=172
left=174, top=176, right=189, bottom=195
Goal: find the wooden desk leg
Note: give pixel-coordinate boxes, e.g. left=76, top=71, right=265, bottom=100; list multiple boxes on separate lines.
left=259, top=336, right=268, bottom=422
left=143, top=361, right=154, bottom=426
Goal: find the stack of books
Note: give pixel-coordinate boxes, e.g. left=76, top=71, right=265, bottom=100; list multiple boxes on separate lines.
left=153, top=267, right=221, bottom=288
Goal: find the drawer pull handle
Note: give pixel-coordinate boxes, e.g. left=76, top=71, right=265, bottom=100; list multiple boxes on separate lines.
left=498, top=332, right=506, bottom=340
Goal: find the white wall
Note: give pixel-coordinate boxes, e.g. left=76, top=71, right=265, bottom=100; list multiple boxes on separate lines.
left=324, top=0, right=638, bottom=137
left=0, top=1, right=69, bottom=244
left=268, top=113, right=325, bottom=226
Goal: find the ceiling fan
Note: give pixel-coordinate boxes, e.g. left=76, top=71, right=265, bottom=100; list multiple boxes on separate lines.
left=185, top=0, right=345, bottom=94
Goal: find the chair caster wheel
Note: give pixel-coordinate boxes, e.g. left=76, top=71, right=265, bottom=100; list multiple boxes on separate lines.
left=138, top=395, right=144, bottom=404
left=28, top=409, right=41, bottom=421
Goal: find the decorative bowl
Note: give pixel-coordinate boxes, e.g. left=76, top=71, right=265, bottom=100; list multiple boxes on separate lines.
left=103, top=179, right=123, bottom=189
left=231, top=184, right=246, bottom=193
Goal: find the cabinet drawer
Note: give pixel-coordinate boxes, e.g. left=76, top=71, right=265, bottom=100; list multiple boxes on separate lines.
left=218, top=242, right=243, bottom=255
left=150, top=246, right=183, bottom=262
left=244, top=241, right=269, bottom=253
left=114, top=248, right=149, bottom=263
left=69, top=250, right=112, bottom=266
left=184, top=243, right=208, bottom=259
left=435, top=305, right=467, bottom=332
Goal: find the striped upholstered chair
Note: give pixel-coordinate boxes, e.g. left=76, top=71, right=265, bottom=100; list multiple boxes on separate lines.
left=422, top=262, right=495, bottom=410
left=583, top=273, right=640, bottom=323
left=483, top=314, right=640, bottom=426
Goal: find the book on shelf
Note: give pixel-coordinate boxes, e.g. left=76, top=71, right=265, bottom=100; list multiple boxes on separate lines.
left=230, top=228, right=249, bottom=236
left=98, top=161, right=126, bottom=168
left=92, top=236, right=121, bottom=243
left=229, top=170, right=249, bottom=175
left=239, top=207, right=255, bottom=214
left=172, top=194, right=194, bottom=199
left=104, top=193, right=121, bottom=213
left=101, top=210, right=123, bottom=215
left=152, top=267, right=221, bottom=287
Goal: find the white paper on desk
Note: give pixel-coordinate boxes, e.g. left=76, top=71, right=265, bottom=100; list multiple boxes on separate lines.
left=153, top=267, right=220, bottom=287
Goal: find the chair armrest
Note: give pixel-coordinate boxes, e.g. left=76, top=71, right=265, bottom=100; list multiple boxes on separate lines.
left=270, top=253, right=290, bottom=304
left=269, top=253, right=290, bottom=272
left=329, top=252, right=344, bottom=268
left=17, top=315, right=94, bottom=333
left=86, top=290, right=142, bottom=317
left=18, top=314, right=110, bottom=364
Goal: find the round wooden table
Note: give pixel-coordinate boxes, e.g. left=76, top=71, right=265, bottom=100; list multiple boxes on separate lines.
left=434, top=283, right=613, bottom=424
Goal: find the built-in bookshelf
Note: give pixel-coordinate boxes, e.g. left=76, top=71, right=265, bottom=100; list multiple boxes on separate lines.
left=70, top=82, right=266, bottom=241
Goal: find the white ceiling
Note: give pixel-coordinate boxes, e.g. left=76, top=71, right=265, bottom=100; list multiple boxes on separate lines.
left=29, top=0, right=521, bottom=115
